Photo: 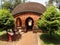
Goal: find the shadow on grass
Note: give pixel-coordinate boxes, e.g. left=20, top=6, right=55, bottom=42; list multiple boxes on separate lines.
left=13, top=33, right=22, bottom=41
left=40, top=33, right=60, bottom=45
left=0, top=33, right=8, bottom=41
left=0, top=33, right=21, bottom=42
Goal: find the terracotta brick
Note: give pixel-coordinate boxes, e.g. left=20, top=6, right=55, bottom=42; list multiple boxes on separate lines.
left=14, top=13, right=41, bottom=29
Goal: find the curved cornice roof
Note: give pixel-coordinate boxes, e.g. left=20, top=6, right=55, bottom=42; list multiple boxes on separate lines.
left=12, top=2, right=46, bottom=15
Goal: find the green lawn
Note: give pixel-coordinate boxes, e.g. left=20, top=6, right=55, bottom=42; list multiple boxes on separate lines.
left=0, top=31, right=7, bottom=45
left=0, top=31, right=6, bottom=36
left=40, top=30, right=60, bottom=45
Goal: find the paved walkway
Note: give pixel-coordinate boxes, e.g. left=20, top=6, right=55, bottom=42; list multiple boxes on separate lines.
left=0, top=31, right=42, bottom=45
left=14, top=31, right=38, bottom=45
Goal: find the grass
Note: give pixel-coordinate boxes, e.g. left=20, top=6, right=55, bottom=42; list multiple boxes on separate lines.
left=0, top=30, right=7, bottom=45
left=40, top=30, right=60, bottom=45
left=0, top=31, right=6, bottom=36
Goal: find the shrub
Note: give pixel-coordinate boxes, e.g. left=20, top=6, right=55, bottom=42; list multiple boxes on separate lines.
left=0, top=9, right=14, bottom=31
left=37, top=6, right=60, bottom=36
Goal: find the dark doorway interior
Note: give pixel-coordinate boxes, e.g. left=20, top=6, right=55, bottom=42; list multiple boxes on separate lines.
left=25, top=17, right=34, bottom=30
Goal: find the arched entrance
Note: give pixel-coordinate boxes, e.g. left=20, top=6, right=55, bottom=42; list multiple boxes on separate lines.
left=25, top=17, right=34, bottom=30
left=16, top=18, right=22, bottom=27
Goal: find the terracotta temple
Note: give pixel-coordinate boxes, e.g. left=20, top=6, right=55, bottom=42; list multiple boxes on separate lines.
left=12, top=2, right=46, bottom=32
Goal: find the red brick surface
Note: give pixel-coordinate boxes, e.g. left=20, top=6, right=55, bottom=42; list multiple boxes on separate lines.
left=14, top=13, right=41, bottom=28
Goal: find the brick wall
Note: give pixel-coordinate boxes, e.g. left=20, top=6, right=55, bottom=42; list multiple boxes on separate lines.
left=14, top=12, right=41, bottom=29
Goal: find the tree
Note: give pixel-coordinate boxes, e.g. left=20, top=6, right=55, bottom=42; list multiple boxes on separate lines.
left=2, top=0, right=27, bottom=11
left=13, top=0, right=22, bottom=8
left=47, top=0, right=53, bottom=6
left=0, top=9, right=14, bottom=31
left=2, top=0, right=14, bottom=11
left=37, top=6, right=60, bottom=36
left=48, top=0, right=53, bottom=4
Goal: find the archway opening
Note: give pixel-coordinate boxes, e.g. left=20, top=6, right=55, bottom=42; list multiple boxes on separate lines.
left=16, top=18, right=22, bottom=28
left=25, top=17, right=34, bottom=31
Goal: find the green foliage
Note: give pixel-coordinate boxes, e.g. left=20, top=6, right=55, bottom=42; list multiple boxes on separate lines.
left=2, top=0, right=27, bottom=11
left=2, top=0, right=14, bottom=11
left=40, top=31, right=60, bottom=45
left=37, top=6, right=60, bottom=35
left=0, top=9, right=14, bottom=30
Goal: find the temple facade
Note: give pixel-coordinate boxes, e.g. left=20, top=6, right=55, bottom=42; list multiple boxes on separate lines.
left=12, top=2, right=46, bottom=32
